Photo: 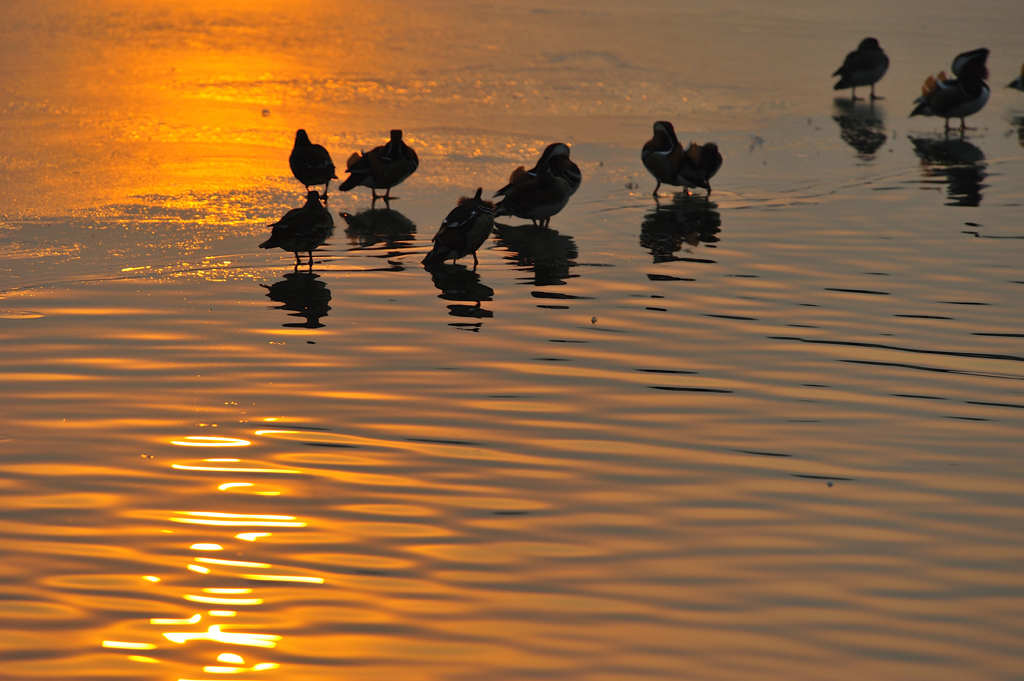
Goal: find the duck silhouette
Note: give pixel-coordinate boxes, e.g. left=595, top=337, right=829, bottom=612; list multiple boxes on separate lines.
left=642, top=121, right=723, bottom=198
left=259, top=190, right=334, bottom=269
left=832, top=38, right=890, bottom=100
left=289, top=129, right=336, bottom=199
left=422, top=188, right=496, bottom=270
left=495, top=142, right=582, bottom=197
left=339, top=129, right=419, bottom=203
left=911, top=48, right=990, bottom=133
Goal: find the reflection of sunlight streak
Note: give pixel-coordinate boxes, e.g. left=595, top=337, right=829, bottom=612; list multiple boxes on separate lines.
left=218, top=482, right=253, bottom=490
left=128, top=655, right=160, bottom=663
left=236, top=532, right=271, bottom=542
left=218, top=653, right=245, bottom=664
left=143, top=575, right=161, bottom=582
left=103, top=640, right=158, bottom=650
left=243, top=574, right=325, bottom=584
left=170, top=511, right=305, bottom=528
left=188, top=564, right=212, bottom=574
left=204, top=588, right=252, bottom=594
left=171, top=436, right=251, bottom=447
left=202, top=661, right=281, bottom=674
left=172, top=463, right=301, bottom=474
left=191, top=543, right=223, bottom=551
left=152, top=614, right=202, bottom=625
left=163, top=624, right=281, bottom=648
left=209, top=610, right=237, bottom=617
left=184, top=594, right=264, bottom=605
left=196, top=557, right=271, bottom=568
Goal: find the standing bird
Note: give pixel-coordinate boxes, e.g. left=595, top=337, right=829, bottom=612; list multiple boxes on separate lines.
left=641, top=121, right=723, bottom=198
left=1009, top=64, right=1024, bottom=91
left=422, top=188, right=495, bottom=269
left=495, top=142, right=582, bottom=197
left=338, top=129, right=419, bottom=203
left=494, top=162, right=573, bottom=228
left=911, top=48, right=990, bottom=132
left=289, top=129, right=336, bottom=200
left=832, top=38, right=890, bottom=100
left=259, top=190, right=335, bottom=268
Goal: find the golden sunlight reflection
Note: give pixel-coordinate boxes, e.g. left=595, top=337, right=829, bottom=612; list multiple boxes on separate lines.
left=235, top=532, right=272, bottom=542
left=170, top=512, right=305, bottom=528
left=102, top=640, right=157, bottom=650
left=163, top=624, right=281, bottom=648
left=190, top=543, right=224, bottom=551
left=151, top=614, right=202, bottom=626
left=184, top=594, right=264, bottom=606
left=170, top=436, right=252, bottom=447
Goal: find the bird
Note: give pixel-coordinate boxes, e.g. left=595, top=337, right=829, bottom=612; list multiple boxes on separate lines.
left=911, top=48, right=990, bottom=132
left=338, top=129, right=419, bottom=203
left=493, top=161, right=573, bottom=228
left=494, top=142, right=582, bottom=197
left=832, top=38, right=890, bottom=100
left=641, top=121, right=723, bottom=198
left=422, top=188, right=495, bottom=269
left=259, top=190, right=335, bottom=268
left=1009, top=64, right=1024, bottom=91
left=289, top=129, right=336, bottom=199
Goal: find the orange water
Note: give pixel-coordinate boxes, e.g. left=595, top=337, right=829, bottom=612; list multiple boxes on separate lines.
left=2, top=1, right=1023, bottom=680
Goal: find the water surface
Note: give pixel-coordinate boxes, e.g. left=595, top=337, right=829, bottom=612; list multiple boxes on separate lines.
left=2, top=1, right=1023, bottom=680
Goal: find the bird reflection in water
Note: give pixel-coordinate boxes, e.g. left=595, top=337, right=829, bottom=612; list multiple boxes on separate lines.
left=641, top=194, right=722, bottom=263
left=1013, top=115, right=1024, bottom=149
left=832, top=98, right=887, bottom=158
left=493, top=223, right=578, bottom=286
left=909, top=135, right=986, bottom=206
left=426, top=263, right=494, bottom=329
left=340, top=207, right=416, bottom=269
left=261, top=272, right=331, bottom=328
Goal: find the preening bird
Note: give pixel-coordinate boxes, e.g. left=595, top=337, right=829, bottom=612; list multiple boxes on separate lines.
left=422, top=188, right=495, bottom=269
left=832, top=38, right=890, bottom=100
left=494, top=142, right=582, bottom=197
left=911, top=48, right=990, bottom=132
left=338, top=129, right=419, bottom=202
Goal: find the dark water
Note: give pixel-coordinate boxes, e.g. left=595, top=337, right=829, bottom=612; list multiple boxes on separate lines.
left=2, top=1, right=1023, bottom=679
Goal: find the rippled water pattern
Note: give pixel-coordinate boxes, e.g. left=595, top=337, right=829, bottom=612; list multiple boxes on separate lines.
left=2, top=1, right=1023, bottom=680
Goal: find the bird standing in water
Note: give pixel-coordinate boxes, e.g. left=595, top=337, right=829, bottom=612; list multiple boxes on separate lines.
left=422, top=188, right=495, bottom=270
left=911, top=48, right=990, bottom=132
left=832, top=38, right=890, bottom=100
left=259, top=190, right=335, bottom=269
left=289, top=129, right=336, bottom=200
left=642, top=121, right=723, bottom=198
left=495, top=142, right=582, bottom=197
left=339, top=129, right=419, bottom=203
left=493, top=163, right=573, bottom=228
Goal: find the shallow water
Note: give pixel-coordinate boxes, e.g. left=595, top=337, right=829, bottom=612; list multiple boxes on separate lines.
left=2, top=1, right=1023, bottom=680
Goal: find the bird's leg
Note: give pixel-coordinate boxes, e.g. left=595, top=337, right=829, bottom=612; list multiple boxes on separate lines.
left=308, top=252, right=314, bottom=271
left=472, top=252, right=479, bottom=271
left=652, top=181, right=661, bottom=198
left=851, top=86, right=859, bottom=101
left=870, top=83, right=883, bottom=100
left=706, top=186, right=713, bottom=199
